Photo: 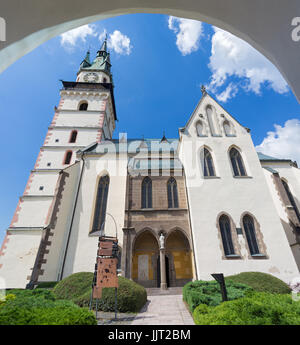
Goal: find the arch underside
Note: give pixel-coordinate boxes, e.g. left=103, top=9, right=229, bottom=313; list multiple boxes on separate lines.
left=132, top=229, right=193, bottom=288
left=0, top=1, right=299, bottom=102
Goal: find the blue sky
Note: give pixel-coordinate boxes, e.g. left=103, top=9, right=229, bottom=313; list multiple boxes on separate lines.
left=0, top=13, right=300, bottom=244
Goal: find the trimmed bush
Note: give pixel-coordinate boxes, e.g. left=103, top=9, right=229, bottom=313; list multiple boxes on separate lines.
left=53, top=272, right=147, bottom=313
left=0, top=294, right=16, bottom=307
left=193, top=292, right=300, bottom=325
left=75, top=276, right=147, bottom=313
left=226, top=272, right=291, bottom=294
left=183, top=280, right=252, bottom=311
left=53, top=272, right=94, bottom=301
left=8, top=288, right=56, bottom=301
left=0, top=295, right=96, bottom=325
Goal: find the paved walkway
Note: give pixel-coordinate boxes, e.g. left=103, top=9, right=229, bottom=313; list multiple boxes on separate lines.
left=131, top=294, right=194, bottom=325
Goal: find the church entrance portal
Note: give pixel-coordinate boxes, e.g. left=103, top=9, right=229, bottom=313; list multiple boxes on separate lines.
left=132, top=230, right=159, bottom=288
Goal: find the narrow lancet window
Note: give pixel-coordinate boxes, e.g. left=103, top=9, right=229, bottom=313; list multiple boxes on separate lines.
left=167, top=177, right=179, bottom=208
left=92, top=175, right=110, bottom=233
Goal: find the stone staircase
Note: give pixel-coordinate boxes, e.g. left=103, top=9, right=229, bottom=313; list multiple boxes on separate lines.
left=146, top=287, right=183, bottom=296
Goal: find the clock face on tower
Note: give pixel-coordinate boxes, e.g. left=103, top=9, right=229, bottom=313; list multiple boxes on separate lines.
left=83, top=72, right=99, bottom=83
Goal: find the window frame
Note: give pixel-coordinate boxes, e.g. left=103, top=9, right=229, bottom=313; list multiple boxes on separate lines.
left=229, top=147, right=247, bottom=177
left=91, top=175, right=110, bottom=234
left=141, top=177, right=152, bottom=209
left=167, top=177, right=179, bottom=208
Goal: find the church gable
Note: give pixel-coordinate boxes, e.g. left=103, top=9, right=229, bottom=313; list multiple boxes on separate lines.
left=183, top=91, right=248, bottom=139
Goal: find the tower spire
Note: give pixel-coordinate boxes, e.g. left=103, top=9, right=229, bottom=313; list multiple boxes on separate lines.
left=79, top=50, right=91, bottom=69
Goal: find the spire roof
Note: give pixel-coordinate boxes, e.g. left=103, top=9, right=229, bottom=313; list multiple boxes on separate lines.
left=78, top=38, right=112, bottom=76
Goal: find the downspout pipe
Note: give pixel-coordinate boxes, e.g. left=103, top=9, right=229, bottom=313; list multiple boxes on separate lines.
left=59, top=153, right=86, bottom=281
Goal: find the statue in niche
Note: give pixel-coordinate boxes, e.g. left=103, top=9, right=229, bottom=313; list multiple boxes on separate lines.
left=159, top=233, right=165, bottom=250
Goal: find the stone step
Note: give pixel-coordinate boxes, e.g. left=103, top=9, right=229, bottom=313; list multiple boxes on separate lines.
left=146, top=287, right=183, bottom=296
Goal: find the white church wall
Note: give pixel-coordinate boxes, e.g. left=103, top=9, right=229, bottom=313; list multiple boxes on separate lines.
left=37, top=148, right=77, bottom=170
left=0, top=230, right=42, bottom=288
left=25, top=172, right=59, bottom=196
left=40, top=162, right=81, bottom=282
left=60, top=92, right=109, bottom=112
left=179, top=94, right=299, bottom=283
left=62, top=154, right=128, bottom=278
left=54, top=111, right=104, bottom=128
left=45, top=128, right=99, bottom=147
left=10, top=197, right=53, bottom=228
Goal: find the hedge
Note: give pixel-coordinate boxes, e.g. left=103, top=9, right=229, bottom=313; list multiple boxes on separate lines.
left=53, top=272, right=147, bottom=313
left=226, top=272, right=291, bottom=294
left=183, top=280, right=252, bottom=311
left=0, top=295, right=97, bottom=325
left=193, top=292, right=300, bottom=325
left=8, top=288, right=56, bottom=301
left=53, top=272, right=93, bottom=301
left=75, top=276, right=147, bottom=313
left=35, top=281, right=58, bottom=289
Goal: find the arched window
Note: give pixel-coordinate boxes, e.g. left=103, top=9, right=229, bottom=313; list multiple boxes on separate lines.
left=92, top=175, right=110, bottom=233
left=206, top=105, right=218, bottom=136
left=63, top=151, right=72, bottom=165
left=230, top=148, right=246, bottom=176
left=203, top=148, right=215, bottom=177
left=79, top=101, right=88, bottom=111
left=223, top=120, right=232, bottom=136
left=281, top=179, right=300, bottom=222
left=142, top=177, right=152, bottom=209
left=69, top=130, right=78, bottom=143
left=219, top=215, right=235, bottom=256
left=196, top=121, right=205, bottom=137
left=243, top=215, right=259, bottom=255
left=167, top=177, right=179, bottom=208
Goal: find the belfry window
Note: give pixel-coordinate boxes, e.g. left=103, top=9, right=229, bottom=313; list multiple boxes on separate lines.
left=142, top=177, right=152, bottom=209
left=69, top=130, right=78, bottom=143
left=92, top=175, right=110, bottom=233
left=79, top=102, right=88, bottom=111
left=219, top=215, right=235, bottom=256
left=243, top=215, right=260, bottom=255
left=230, top=148, right=246, bottom=176
left=167, top=177, right=179, bottom=208
left=203, top=148, right=215, bottom=177
left=64, top=151, right=72, bottom=165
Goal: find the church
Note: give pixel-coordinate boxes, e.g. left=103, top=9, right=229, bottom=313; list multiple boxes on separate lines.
left=1, top=39, right=300, bottom=289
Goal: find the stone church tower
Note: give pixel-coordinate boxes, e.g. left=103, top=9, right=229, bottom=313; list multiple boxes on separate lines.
left=0, top=39, right=117, bottom=288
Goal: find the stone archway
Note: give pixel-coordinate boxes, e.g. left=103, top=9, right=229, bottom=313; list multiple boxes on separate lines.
left=1, top=1, right=299, bottom=290
left=0, top=1, right=300, bottom=101
left=132, top=230, right=159, bottom=288
left=165, top=230, right=193, bottom=287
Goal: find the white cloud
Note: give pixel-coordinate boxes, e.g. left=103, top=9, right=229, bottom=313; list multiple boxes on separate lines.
left=106, top=30, right=132, bottom=55
left=207, top=27, right=289, bottom=101
left=215, top=83, right=238, bottom=102
left=60, top=24, right=97, bottom=47
left=256, top=119, right=300, bottom=165
left=168, top=16, right=203, bottom=55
